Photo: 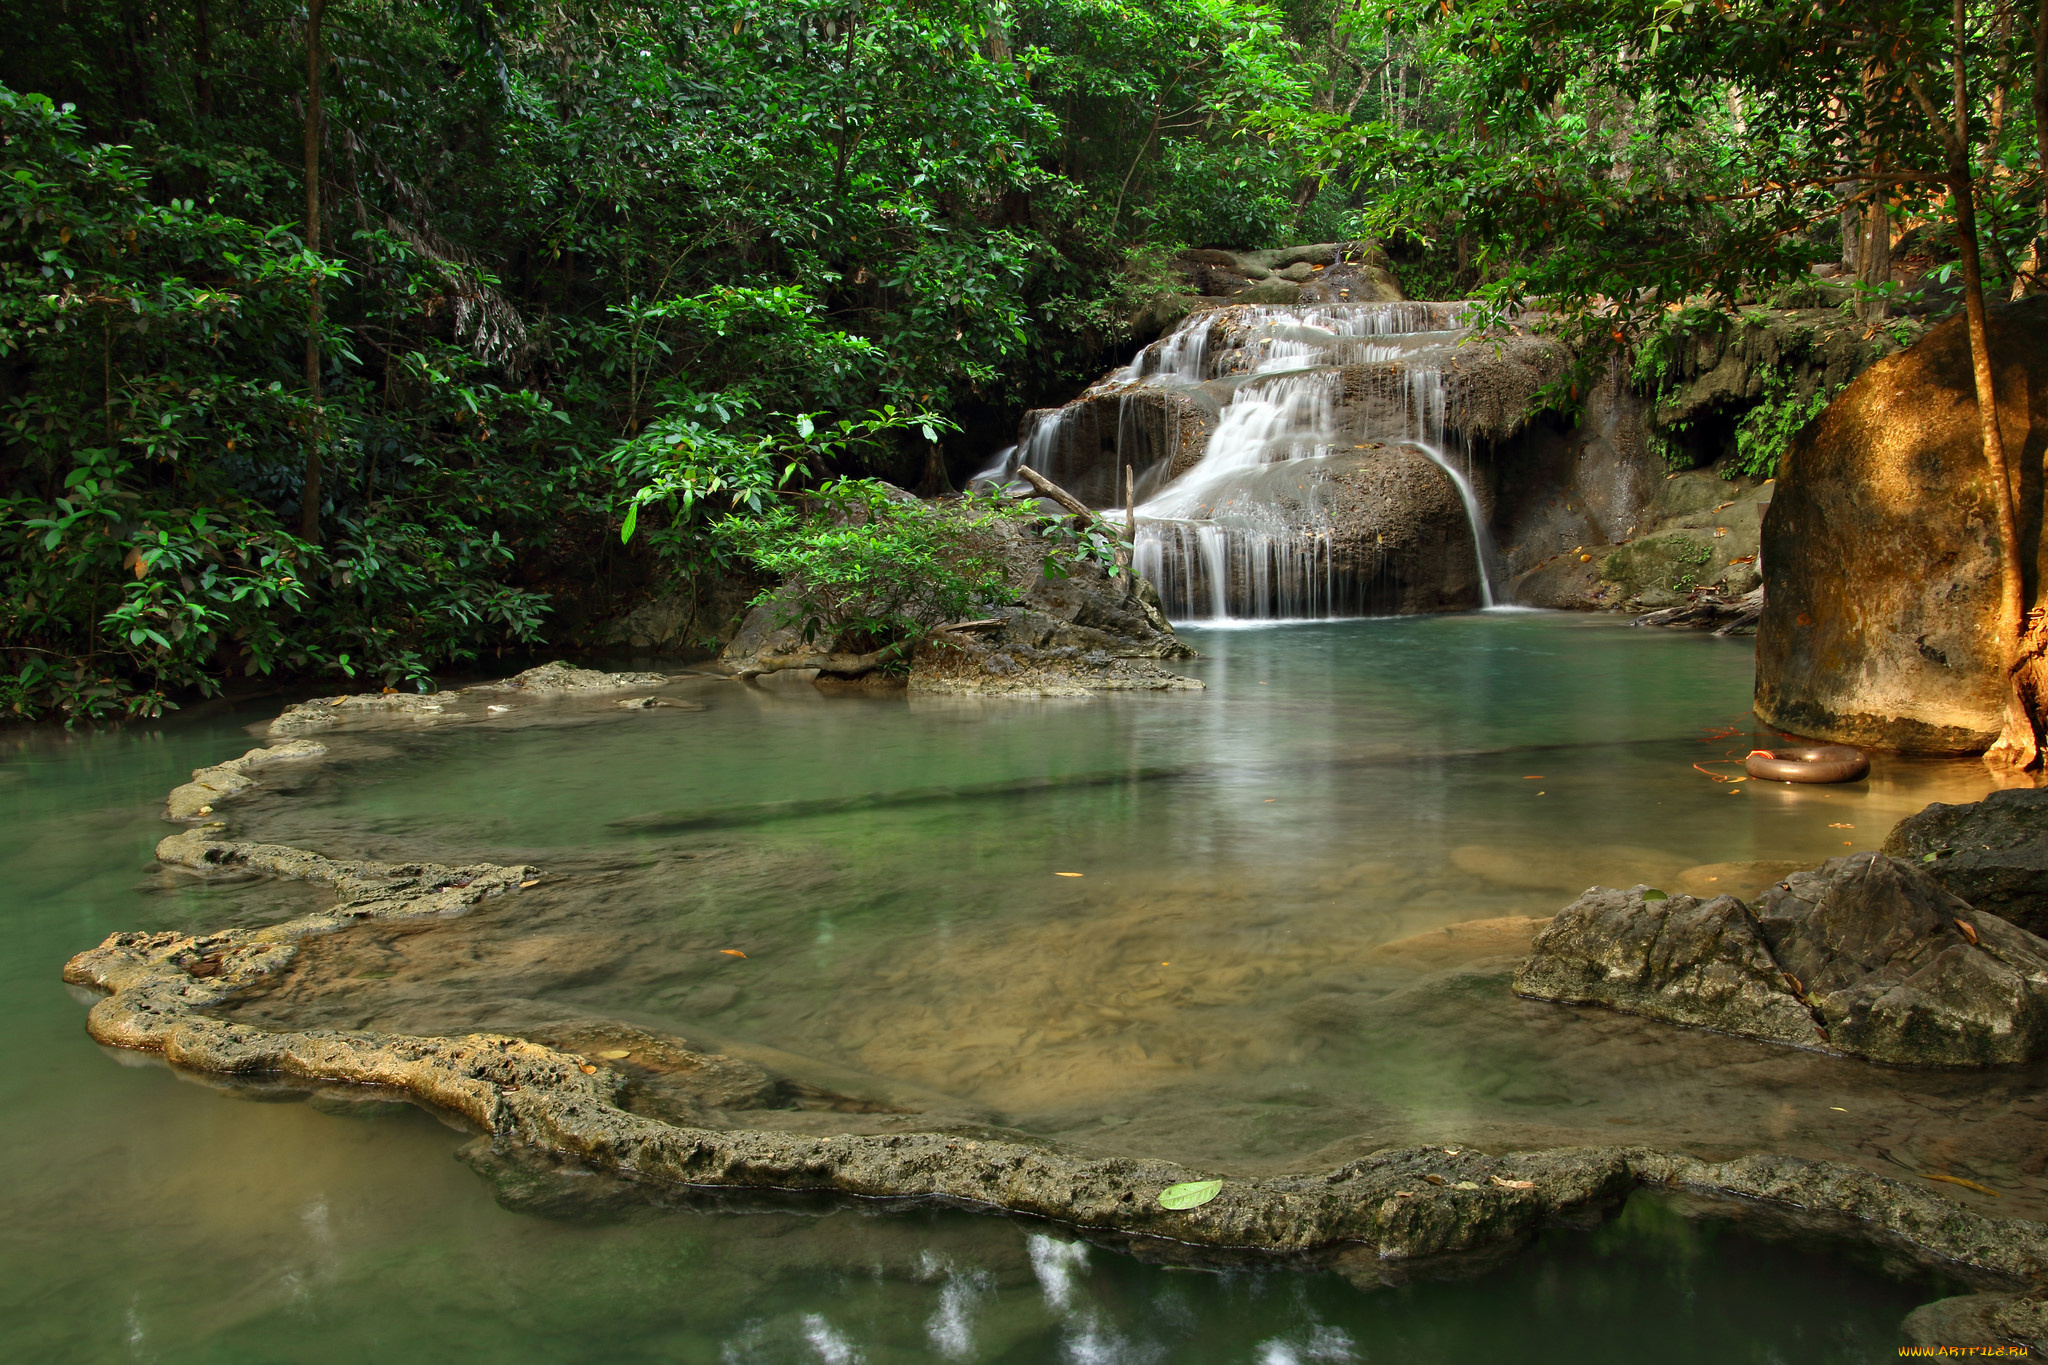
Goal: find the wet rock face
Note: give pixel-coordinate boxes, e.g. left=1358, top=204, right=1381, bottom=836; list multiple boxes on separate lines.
left=1516, top=854, right=2048, bottom=1066
left=1512, top=887, right=1824, bottom=1047
left=1756, top=294, right=2048, bottom=753
left=1755, top=854, right=2048, bottom=1067
left=1011, top=387, right=1219, bottom=505
left=1882, top=788, right=2048, bottom=938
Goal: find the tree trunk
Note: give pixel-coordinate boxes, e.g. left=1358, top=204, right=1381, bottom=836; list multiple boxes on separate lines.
left=1936, top=4, right=2046, bottom=767
left=195, top=0, right=214, bottom=119
left=2032, top=0, right=2048, bottom=291
left=299, top=0, right=326, bottom=544
left=1858, top=52, right=1892, bottom=319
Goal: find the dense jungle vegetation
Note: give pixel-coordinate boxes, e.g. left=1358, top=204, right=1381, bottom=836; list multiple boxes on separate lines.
left=3, top=1, right=2044, bottom=721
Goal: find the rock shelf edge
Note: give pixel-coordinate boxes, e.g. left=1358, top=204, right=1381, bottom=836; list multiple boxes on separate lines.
left=59, top=689, right=2048, bottom=1290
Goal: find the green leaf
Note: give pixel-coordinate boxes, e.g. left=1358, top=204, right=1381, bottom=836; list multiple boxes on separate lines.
left=620, top=503, right=640, bottom=544
left=1641, top=889, right=1669, bottom=901
left=1158, top=1179, right=1222, bottom=1210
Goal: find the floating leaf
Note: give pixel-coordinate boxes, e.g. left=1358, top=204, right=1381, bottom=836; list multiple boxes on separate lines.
left=1828, top=823, right=1853, bottom=829
left=720, top=949, right=747, bottom=958
left=598, top=1049, right=630, bottom=1060
left=1641, top=889, right=1669, bottom=901
left=1055, top=872, right=1083, bottom=878
left=1923, top=1172, right=1999, bottom=1198
left=1157, top=1180, right=1221, bottom=1210
left=519, top=878, right=540, bottom=888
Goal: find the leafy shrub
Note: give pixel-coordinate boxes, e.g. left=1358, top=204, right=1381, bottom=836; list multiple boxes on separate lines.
left=1731, top=374, right=1836, bottom=480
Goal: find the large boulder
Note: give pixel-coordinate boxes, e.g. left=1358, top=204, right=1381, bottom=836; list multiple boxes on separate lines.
left=1512, top=886, right=1825, bottom=1046
left=1755, top=294, right=2048, bottom=752
left=1881, top=788, right=2048, bottom=938
left=1137, top=445, right=1490, bottom=618
left=1753, top=853, right=2048, bottom=1066
left=1514, top=853, right=2048, bottom=1065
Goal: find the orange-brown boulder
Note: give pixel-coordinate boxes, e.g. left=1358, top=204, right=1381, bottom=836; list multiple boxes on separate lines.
left=1755, top=295, right=2048, bottom=752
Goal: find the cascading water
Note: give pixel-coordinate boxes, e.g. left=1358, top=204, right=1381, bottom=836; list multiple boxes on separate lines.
left=980, top=299, right=1507, bottom=622
left=1136, top=303, right=1504, bottom=620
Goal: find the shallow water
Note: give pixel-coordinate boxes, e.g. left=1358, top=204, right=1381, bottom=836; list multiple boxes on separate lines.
left=0, top=613, right=2020, bottom=1359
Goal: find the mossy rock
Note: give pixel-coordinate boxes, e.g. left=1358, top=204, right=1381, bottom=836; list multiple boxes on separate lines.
left=1599, top=531, right=1719, bottom=595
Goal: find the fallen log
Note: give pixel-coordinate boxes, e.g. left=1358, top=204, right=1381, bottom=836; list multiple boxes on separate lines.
left=1015, top=466, right=1098, bottom=528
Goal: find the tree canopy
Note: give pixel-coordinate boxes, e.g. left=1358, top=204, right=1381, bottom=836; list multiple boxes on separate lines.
left=2, top=0, right=2044, bottom=721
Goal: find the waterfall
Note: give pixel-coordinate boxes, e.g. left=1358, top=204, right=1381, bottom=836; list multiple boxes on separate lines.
left=1110, top=301, right=1503, bottom=622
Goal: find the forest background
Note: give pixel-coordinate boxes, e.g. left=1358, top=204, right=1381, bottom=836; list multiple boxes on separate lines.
left=3, top=0, right=2043, bottom=722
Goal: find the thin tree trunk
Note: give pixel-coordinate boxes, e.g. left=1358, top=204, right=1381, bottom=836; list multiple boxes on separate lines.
left=1929, top=0, right=2047, bottom=767
left=300, top=0, right=326, bottom=544
left=2032, top=0, right=2048, bottom=290
left=1859, top=50, right=1892, bottom=319
left=195, top=0, right=214, bottom=119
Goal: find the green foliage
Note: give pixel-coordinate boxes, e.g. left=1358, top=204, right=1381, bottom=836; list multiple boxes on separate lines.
left=612, top=399, right=949, bottom=574
left=718, top=481, right=1028, bottom=659
left=0, top=0, right=1376, bottom=720
left=0, top=88, right=560, bottom=720
left=1731, top=371, right=1835, bottom=481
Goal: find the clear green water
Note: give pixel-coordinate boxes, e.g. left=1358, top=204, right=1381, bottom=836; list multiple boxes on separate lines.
left=0, top=613, right=2008, bottom=1360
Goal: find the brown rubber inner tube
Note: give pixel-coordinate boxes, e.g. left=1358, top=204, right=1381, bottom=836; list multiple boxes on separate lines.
left=1744, top=744, right=1869, bottom=784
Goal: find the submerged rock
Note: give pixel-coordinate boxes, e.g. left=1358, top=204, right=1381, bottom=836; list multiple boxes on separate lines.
left=1516, top=854, right=2048, bottom=1066
left=1755, top=293, right=2048, bottom=753
left=165, top=739, right=327, bottom=821
left=1512, top=886, right=1824, bottom=1047
left=1882, top=788, right=2048, bottom=938
left=1755, top=854, right=2048, bottom=1067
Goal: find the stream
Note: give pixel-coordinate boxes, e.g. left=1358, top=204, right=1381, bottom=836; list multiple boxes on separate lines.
left=2, top=613, right=2022, bottom=1361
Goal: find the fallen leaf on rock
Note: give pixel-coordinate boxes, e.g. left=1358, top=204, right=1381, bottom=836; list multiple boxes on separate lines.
left=1455, top=1181, right=1481, bottom=1190
left=1923, top=1172, right=2000, bottom=1197
left=720, top=949, right=747, bottom=958
left=1954, top=918, right=1979, bottom=945
left=598, top=1050, right=630, bottom=1060
left=1158, top=1180, right=1222, bottom=1210
left=1641, top=889, right=1669, bottom=901
left=1422, top=1174, right=1447, bottom=1186
left=1490, top=1176, right=1536, bottom=1189
left=578, top=1064, right=597, bottom=1075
